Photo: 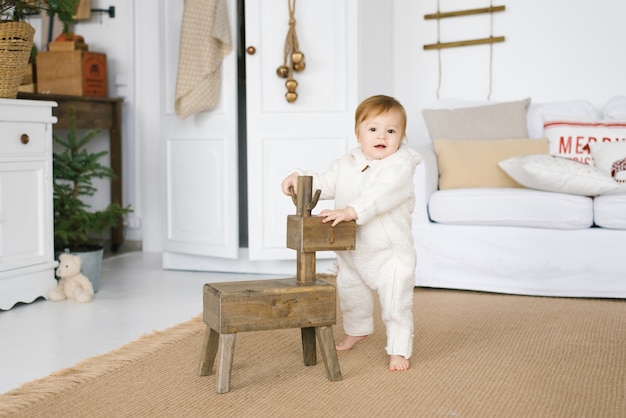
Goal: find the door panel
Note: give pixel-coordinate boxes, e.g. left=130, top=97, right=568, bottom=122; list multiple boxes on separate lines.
left=256, top=136, right=346, bottom=253
left=161, top=0, right=239, bottom=259
left=159, top=0, right=360, bottom=266
left=246, top=0, right=357, bottom=260
left=165, top=136, right=236, bottom=257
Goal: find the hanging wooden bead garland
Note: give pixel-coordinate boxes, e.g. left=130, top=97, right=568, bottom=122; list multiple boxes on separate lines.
left=276, top=0, right=305, bottom=103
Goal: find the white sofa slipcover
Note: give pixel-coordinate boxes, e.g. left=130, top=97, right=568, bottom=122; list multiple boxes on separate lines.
left=412, top=144, right=626, bottom=298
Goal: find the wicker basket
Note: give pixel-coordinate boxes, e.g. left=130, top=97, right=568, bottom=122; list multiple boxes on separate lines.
left=0, top=21, right=35, bottom=99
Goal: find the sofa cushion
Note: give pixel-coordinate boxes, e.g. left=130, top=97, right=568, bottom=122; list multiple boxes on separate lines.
left=594, top=194, right=626, bottom=229
left=499, top=154, right=618, bottom=196
left=543, top=118, right=626, bottom=165
left=428, top=188, right=593, bottom=229
left=433, top=138, right=548, bottom=189
left=422, top=98, right=531, bottom=140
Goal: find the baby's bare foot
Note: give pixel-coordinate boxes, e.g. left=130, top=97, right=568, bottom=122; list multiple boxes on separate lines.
left=389, top=355, right=409, bottom=371
left=335, top=335, right=367, bottom=351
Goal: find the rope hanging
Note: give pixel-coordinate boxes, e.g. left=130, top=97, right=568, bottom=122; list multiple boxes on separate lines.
left=436, top=0, right=442, bottom=99
left=432, top=0, right=500, bottom=100
left=487, top=0, right=494, bottom=100
left=276, top=0, right=306, bottom=103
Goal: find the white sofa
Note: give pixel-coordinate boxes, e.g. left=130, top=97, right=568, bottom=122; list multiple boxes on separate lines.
left=411, top=97, right=626, bottom=298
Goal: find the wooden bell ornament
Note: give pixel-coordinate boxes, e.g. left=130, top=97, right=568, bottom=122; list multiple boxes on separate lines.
left=285, top=78, right=298, bottom=103
left=291, top=51, right=306, bottom=72
left=277, top=0, right=305, bottom=103
left=276, top=65, right=290, bottom=78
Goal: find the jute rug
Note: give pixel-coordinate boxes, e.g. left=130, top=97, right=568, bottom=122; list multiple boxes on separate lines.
left=2, top=285, right=626, bottom=418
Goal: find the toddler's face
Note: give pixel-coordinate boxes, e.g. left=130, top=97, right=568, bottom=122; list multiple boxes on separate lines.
left=356, top=110, right=404, bottom=160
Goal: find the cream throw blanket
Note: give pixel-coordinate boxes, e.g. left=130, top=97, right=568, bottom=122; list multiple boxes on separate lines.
left=175, top=0, right=232, bottom=119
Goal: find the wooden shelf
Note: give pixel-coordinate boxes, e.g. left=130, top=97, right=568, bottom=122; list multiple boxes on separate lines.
left=425, top=6, right=505, bottom=20
left=423, top=5, right=506, bottom=51
left=424, top=36, right=505, bottom=50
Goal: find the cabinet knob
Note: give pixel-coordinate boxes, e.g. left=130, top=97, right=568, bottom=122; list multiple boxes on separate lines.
left=20, top=133, right=29, bottom=144
left=246, top=46, right=256, bottom=55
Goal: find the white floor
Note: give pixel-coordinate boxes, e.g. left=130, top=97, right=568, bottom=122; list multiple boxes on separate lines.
left=0, top=252, right=278, bottom=395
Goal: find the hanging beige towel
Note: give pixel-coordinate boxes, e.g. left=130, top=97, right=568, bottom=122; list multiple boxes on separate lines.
left=175, top=0, right=232, bottom=119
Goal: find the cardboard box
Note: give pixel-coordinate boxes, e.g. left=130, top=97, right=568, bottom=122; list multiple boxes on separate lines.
left=36, top=51, right=107, bottom=97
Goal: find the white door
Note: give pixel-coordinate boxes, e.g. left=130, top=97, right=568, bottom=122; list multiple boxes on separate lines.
left=152, top=0, right=387, bottom=271
left=160, top=0, right=240, bottom=259
left=245, top=0, right=357, bottom=260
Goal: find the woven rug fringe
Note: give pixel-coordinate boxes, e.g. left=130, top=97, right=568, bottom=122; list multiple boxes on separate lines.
left=0, top=315, right=204, bottom=416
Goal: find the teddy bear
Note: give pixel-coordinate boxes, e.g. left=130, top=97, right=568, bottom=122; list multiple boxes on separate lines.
left=48, top=253, right=94, bottom=303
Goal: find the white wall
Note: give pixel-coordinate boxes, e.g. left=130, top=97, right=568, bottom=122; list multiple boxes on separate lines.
left=53, top=0, right=626, bottom=251
left=45, top=0, right=142, bottom=241
left=393, top=0, right=626, bottom=144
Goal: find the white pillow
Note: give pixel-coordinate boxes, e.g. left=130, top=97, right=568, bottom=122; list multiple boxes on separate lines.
left=499, top=154, right=618, bottom=196
left=588, top=141, right=626, bottom=194
left=527, top=100, right=601, bottom=139
left=543, top=117, right=626, bottom=165
left=603, top=96, right=626, bottom=120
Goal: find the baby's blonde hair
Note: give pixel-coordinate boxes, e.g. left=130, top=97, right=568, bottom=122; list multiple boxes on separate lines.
left=354, top=95, right=407, bottom=140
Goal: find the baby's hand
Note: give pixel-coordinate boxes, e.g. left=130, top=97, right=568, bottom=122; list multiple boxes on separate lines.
left=281, top=172, right=299, bottom=196
left=319, top=207, right=357, bottom=227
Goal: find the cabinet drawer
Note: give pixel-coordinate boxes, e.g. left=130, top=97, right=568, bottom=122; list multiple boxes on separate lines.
left=0, top=122, right=46, bottom=156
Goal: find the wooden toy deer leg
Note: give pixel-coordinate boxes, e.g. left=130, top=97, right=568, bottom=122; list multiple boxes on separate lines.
left=301, top=327, right=316, bottom=366
left=291, top=176, right=321, bottom=364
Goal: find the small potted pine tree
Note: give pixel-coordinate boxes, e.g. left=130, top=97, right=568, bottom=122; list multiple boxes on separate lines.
left=53, top=106, right=132, bottom=292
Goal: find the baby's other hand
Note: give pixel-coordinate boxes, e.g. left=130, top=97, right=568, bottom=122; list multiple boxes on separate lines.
left=319, top=207, right=357, bottom=227
left=281, top=172, right=299, bottom=196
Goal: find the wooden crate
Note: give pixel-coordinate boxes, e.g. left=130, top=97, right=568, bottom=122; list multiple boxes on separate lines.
left=36, top=51, right=107, bottom=97
left=18, top=83, right=35, bottom=93
left=48, top=41, right=89, bottom=52
left=75, top=0, right=92, bottom=20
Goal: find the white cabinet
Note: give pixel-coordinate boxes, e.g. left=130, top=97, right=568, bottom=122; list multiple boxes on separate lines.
left=0, top=99, right=57, bottom=310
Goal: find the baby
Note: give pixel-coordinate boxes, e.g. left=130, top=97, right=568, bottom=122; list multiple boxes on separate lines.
left=281, top=95, right=420, bottom=371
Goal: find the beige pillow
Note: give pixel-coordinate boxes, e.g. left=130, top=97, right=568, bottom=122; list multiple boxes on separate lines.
left=434, top=138, right=549, bottom=189
left=423, top=98, right=531, bottom=140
